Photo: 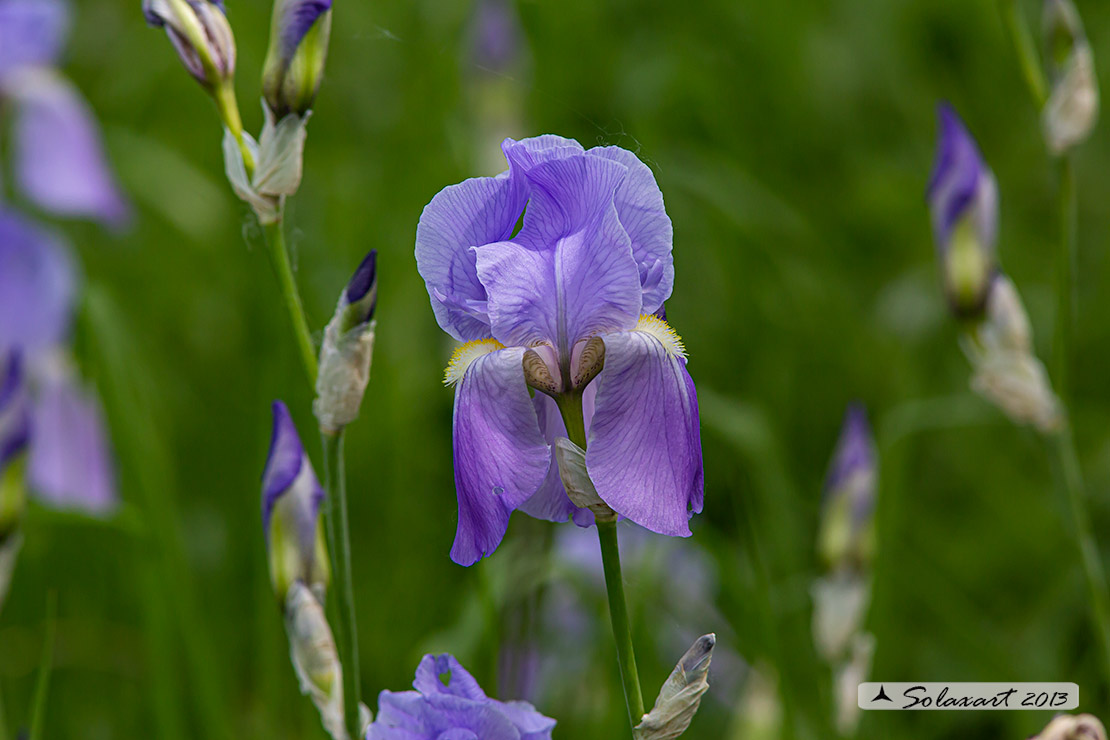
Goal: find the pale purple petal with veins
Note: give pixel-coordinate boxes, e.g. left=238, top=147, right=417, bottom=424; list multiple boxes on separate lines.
left=451, top=347, right=550, bottom=566
left=9, top=69, right=130, bottom=226
left=474, top=152, right=641, bottom=351
left=588, top=146, right=674, bottom=313
left=0, top=0, right=68, bottom=76
left=516, top=394, right=577, bottom=523
left=415, top=172, right=526, bottom=341
left=28, top=373, right=116, bottom=513
left=586, top=330, right=703, bottom=535
left=0, top=210, right=75, bottom=355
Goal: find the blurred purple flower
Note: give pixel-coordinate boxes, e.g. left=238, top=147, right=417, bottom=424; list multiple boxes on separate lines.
left=926, top=103, right=997, bottom=316
left=469, top=0, right=523, bottom=73
left=368, top=653, right=556, bottom=740
left=0, top=0, right=129, bottom=226
left=0, top=211, right=75, bottom=354
left=416, top=135, right=702, bottom=565
left=0, top=214, right=117, bottom=515
left=27, top=372, right=116, bottom=513
left=824, top=403, right=875, bottom=496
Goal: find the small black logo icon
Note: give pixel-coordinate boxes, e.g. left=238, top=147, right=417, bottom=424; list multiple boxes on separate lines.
left=872, top=685, right=892, bottom=702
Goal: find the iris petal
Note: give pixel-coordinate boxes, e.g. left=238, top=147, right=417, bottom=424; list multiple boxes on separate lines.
left=0, top=0, right=67, bottom=75
left=416, top=172, right=526, bottom=341
left=8, top=69, right=129, bottom=226
left=586, top=329, right=703, bottom=536
left=588, top=146, right=674, bottom=313
left=28, top=373, right=117, bottom=513
left=451, top=347, right=549, bottom=565
left=0, top=210, right=75, bottom=354
left=474, top=152, right=642, bottom=351
left=517, top=394, right=578, bottom=523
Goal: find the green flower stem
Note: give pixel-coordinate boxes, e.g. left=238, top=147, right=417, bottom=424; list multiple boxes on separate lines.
left=262, top=218, right=318, bottom=386
left=28, top=592, right=56, bottom=740
left=555, top=392, right=645, bottom=732
left=1053, top=155, right=1077, bottom=406
left=213, top=81, right=255, bottom=173
left=1053, top=428, right=1110, bottom=685
left=321, top=430, right=362, bottom=740
left=999, top=0, right=1048, bottom=108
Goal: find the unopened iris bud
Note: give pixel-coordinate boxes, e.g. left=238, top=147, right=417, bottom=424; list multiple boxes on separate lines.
left=634, top=634, right=715, bottom=739
left=963, top=275, right=1062, bottom=433
left=262, top=400, right=329, bottom=603
left=285, top=581, right=348, bottom=740
left=927, top=104, right=998, bottom=319
left=817, top=404, right=877, bottom=571
left=1042, top=0, right=1098, bottom=154
left=143, top=0, right=236, bottom=91
left=261, top=0, right=332, bottom=119
left=314, top=251, right=377, bottom=434
left=0, top=352, right=30, bottom=543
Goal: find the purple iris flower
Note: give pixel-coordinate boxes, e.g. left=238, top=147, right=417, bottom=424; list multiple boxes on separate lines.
left=0, top=0, right=129, bottom=226
left=0, top=210, right=117, bottom=514
left=926, top=103, right=998, bottom=316
left=416, top=135, right=703, bottom=566
left=368, top=653, right=556, bottom=740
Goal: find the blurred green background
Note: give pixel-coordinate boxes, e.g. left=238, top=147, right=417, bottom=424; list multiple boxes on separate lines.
left=3, top=0, right=1110, bottom=737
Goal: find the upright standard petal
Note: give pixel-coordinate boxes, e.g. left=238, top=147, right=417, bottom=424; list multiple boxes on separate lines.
left=450, top=345, right=550, bottom=565
left=0, top=210, right=75, bottom=354
left=586, top=320, right=702, bottom=536
left=415, top=172, right=527, bottom=341
left=0, top=0, right=68, bottom=76
left=587, top=146, right=674, bottom=313
left=474, top=152, right=642, bottom=352
left=27, top=373, right=116, bottom=513
left=7, top=69, right=130, bottom=226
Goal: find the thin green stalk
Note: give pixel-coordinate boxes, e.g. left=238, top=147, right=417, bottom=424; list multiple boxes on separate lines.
left=554, top=392, right=644, bottom=732
left=0, top=676, right=8, bottom=740
left=597, top=520, right=645, bottom=730
left=1053, top=156, right=1077, bottom=405
left=1053, top=429, right=1110, bottom=685
left=999, top=0, right=1048, bottom=107
left=28, top=592, right=56, bottom=740
left=262, top=218, right=318, bottom=385
left=321, top=430, right=362, bottom=739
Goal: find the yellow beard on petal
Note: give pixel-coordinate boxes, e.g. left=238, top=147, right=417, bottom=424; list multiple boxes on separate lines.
left=633, top=314, right=686, bottom=359
left=443, top=339, right=506, bottom=386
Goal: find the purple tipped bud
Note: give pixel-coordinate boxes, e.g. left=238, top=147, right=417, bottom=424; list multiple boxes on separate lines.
left=819, top=404, right=877, bottom=569
left=262, top=400, right=328, bottom=602
left=261, top=0, right=332, bottom=117
left=344, top=249, right=377, bottom=328
left=927, top=103, right=998, bottom=318
left=143, top=0, right=235, bottom=90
